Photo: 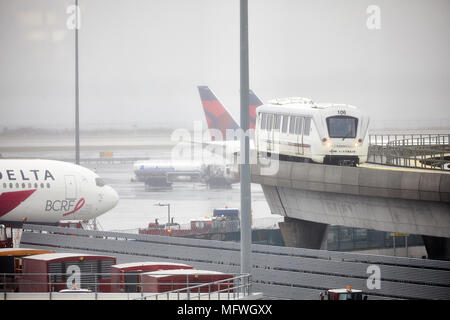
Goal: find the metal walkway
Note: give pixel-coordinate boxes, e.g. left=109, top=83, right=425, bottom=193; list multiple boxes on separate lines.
left=368, top=133, right=450, bottom=171
left=20, top=224, right=450, bottom=300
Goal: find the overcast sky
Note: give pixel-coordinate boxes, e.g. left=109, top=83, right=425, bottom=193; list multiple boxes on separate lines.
left=0, top=0, right=449, bottom=131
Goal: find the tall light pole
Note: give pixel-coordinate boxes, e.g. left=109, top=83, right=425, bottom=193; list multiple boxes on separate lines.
left=75, top=0, right=80, bottom=165
left=240, top=0, right=252, bottom=276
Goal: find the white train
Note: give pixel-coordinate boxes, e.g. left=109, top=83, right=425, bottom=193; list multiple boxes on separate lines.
left=255, top=97, right=370, bottom=166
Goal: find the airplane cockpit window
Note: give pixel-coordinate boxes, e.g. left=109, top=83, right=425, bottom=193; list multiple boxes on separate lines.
left=95, top=177, right=106, bottom=187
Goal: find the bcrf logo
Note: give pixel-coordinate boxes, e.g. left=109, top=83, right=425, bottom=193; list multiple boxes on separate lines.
left=45, top=198, right=85, bottom=217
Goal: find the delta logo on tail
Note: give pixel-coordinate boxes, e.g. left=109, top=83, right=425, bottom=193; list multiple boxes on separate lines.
left=197, top=86, right=263, bottom=140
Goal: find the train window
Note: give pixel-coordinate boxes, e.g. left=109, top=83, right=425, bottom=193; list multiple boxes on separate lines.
left=282, top=115, right=289, bottom=133
left=260, top=113, right=267, bottom=130
left=295, top=117, right=303, bottom=135
left=267, top=114, right=273, bottom=131
left=273, top=115, right=281, bottom=130
left=304, top=118, right=311, bottom=136
left=289, top=116, right=296, bottom=134
left=326, top=116, right=358, bottom=138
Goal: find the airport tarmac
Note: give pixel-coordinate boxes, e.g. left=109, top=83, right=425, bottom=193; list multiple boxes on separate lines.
left=0, top=132, right=280, bottom=232
left=84, top=162, right=280, bottom=232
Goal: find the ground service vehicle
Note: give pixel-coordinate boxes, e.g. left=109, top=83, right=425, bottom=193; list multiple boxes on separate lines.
left=320, top=286, right=367, bottom=300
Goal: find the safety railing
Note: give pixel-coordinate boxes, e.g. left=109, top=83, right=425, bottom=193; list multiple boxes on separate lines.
left=0, top=272, right=252, bottom=300
left=136, top=274, right=252, bottom=300
left=369, top=133, right=449, bottom=147
left=110, top=217, right=283, bottom=235
left=368, top=133, right=450, bottom=171
left=138, top=220, right=241, bottom=236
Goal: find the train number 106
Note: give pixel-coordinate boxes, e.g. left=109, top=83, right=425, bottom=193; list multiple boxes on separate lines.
left=337, top=110, right=346, bottom=115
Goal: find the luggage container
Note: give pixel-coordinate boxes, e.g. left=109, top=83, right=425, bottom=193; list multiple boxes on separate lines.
left=0, top=248, right=55, bottom=292
left=110, top=262, right=193, bottom=293
left=141, top=269, right=233, bottom=294
left=18, top=253, right=116, bottom=292
left=0, top=225, right=13, bottom=248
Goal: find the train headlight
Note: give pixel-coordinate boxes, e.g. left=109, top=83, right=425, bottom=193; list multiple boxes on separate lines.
left=322, top=138, right=332, bottom=148
left=355, top=138, right=363, bottom=147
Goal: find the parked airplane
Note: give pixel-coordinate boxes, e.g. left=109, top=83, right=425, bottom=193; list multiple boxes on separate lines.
left=0, top=159, right=119, bottom=226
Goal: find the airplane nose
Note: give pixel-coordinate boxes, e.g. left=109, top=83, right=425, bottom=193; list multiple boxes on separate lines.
left=109, top=186, right=120, bottom=209
left=103, top=186, right=119, bottom=212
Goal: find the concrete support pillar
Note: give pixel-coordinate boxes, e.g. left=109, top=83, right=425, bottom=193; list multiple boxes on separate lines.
left=422, top=235, right=450, bottom=261
left=279, top=217, right=328, bottom=250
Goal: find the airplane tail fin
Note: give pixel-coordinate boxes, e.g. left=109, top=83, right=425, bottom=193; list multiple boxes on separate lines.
left=248, top=89, right=263, bottom=130
left=197, top=86, right=239, bottom=140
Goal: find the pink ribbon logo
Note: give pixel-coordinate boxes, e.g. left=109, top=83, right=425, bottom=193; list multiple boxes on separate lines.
left=63, top=198, right=85, bottom=217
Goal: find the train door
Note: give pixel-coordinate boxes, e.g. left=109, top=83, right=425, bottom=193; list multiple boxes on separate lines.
left=288, top=116, right=296, bottom=156
left=272, top=114, right=281, bottom=155
left=295, top=117, right=304, bottom=156
left=281, top=115, right=289, bottom=156
left=303, top=118, right=311, bottom=158
left=266, top=114, right=274, bottom=152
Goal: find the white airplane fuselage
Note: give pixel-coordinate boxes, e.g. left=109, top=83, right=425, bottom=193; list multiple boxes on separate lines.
left=0, top=159, right=119, bottom=225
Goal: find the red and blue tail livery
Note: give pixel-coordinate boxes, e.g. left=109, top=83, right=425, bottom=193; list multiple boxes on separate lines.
left=197, top=86, right=264, bottom=139
left=197, top=86, right=240, bottom=140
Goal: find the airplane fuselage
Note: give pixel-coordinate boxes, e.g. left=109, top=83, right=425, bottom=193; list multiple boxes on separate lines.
left=0, top=159, right=119, bottom=225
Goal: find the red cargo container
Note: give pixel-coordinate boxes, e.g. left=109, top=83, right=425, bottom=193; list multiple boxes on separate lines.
left=141, top=269, right=233, bottom=294
left=18, top=253, right=116, bottom=292
left=110, top=262, right=193, bottom=292
left=0, top=248, right=55, bottom=292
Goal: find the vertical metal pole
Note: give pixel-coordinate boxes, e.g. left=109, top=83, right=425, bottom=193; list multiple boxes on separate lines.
left=75, top=0, right=80, bottom=165
left=240, top=0, right=252, bottom=276
left=405, top=235, right=408, bottom=257
left=168, top=204, right=171, bottom=225
left=393, top=235, right=396, bottom=256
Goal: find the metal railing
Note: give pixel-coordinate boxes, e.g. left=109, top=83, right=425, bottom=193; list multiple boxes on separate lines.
left=136, top=274, right=252, bottom=300
left=369, top=133, right=449, bottom=146
left=111, top=217, right=283, bottom=235
left=368, top=133, right=450, bottom=171
left=19, top=224, right=450, bottom=300
left=0, top=272, right=252, bottom=300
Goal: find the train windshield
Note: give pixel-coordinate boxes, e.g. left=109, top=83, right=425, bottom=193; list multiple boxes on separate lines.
left=326, top=116, right=358, bottom=139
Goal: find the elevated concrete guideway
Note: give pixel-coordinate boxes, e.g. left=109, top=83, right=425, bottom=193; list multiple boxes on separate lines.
left=250, top=160, right=450, bottom=259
